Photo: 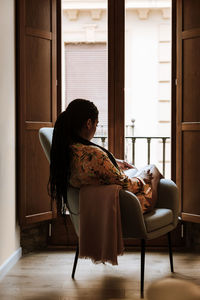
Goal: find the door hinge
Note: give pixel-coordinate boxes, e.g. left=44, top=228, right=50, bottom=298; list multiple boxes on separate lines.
left=49, top=223, right=52, bottom=237
left=175, top=78, right=177, bottom=86
left=181, top=223, right=184, bottom=238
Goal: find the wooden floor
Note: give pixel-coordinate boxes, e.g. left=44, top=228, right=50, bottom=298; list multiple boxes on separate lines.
left=0, top=250, right=200, bottom=300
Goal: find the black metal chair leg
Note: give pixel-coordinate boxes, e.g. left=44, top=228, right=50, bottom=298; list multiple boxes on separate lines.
left=140, top=239, right=146, bottom=298
left=72, top=245, right=79, bottom=279
left=167, top=232, right=174, bottom=273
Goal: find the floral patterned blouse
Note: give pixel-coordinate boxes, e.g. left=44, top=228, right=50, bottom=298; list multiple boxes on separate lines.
left=69, top=143, right=152, bottom=213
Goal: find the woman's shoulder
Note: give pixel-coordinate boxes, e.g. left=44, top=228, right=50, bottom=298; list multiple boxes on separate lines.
left=71, top=143, right=106, bottom=155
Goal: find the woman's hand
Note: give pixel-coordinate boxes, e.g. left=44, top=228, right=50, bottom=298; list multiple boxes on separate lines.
left=140, top=169, right=153, bottom=184
left=122, top=161, right=136, bottom=170
left=117, top=159, right=136, bottom=170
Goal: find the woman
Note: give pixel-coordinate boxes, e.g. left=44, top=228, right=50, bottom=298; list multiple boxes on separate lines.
left=49, top=98, right=158, bottom=213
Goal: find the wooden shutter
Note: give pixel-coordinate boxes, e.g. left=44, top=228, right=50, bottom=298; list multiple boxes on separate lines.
left=177, top=0, right=200, bottom=223
left=17, top=0, right=58, bottom=226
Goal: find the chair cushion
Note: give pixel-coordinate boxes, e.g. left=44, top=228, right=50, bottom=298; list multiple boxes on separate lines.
left=144, top=208, right=173, bottom=233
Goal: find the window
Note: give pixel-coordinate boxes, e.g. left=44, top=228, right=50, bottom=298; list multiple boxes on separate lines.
left=62, top=0, right=108, bottom=147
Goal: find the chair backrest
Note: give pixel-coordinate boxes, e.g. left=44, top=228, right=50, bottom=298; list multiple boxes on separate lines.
left=39, top=127, right=54, bottom=162
left=39, top=127, right=80, bottom=235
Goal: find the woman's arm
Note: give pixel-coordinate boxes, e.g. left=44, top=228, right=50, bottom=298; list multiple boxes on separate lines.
left=116, top=159, right=137, bottom=171
left=90, top=149, right=142, bottom=193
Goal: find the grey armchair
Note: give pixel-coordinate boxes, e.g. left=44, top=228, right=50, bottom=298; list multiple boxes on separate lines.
left=39, top=127, right=179, bottom=298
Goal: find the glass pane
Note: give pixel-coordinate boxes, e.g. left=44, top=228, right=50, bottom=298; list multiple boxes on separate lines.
left=125, top=0, right=172, bottom=178
left=62, top=0, right=108, bottom=148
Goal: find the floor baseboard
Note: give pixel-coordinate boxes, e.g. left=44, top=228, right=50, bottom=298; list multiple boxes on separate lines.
left=0, top=247, right=22, bottom=281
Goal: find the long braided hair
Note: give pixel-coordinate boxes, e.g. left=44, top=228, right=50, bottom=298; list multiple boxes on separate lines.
left=49, top=98, right=119, bottom=211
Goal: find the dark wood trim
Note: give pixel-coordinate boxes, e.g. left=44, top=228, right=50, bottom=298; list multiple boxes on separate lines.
left=26, top=28, right=52, bottom=40
left=26, top=212, right=53, bottom=224
left=56, top=0, right=62, bottom=116
left=181, top=122, right=200, bottom=131
left=52, top=0, right=57, bottom=123
left=114, top=0, right=125, bottom=159
left=182, top=28, right=200, bottom=39
left=108, top=0, right=115, bottom=154
left=108, top=0, right=125, bottom=159
left=17, top=0, right=27, bottom=225
left=182, top=213, right=200, bottom=223
left=176, top=0, right=182, bottom=213
left=15, top=0, right=20, bottom=225
left=171, top=0, right=177, bottom=182
left=25, top=122, right=53, bottom=130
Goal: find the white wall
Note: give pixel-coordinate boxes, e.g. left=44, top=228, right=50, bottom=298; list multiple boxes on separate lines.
left=0, top=0, right=20, bottom=267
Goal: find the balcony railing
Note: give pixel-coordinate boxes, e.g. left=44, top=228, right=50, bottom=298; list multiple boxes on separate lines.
left=93, top=136, right=170, bottom=177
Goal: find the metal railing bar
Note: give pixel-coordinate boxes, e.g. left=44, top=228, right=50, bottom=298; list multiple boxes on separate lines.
left=147, top=138, right=151, bottom=165
left=162, top=137, right=167, bottom=177
left=94, top=136, right=170, bottom=139
left=125, top=136, right=170, bottom=139
left=132, top=137, right=136, bottom=165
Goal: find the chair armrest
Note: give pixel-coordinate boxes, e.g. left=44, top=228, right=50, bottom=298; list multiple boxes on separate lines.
left=156, top=178, right=179, bottom=226
left=119, top=189, right=147, bottom=239
left=67, top=186, right=149, bottom=239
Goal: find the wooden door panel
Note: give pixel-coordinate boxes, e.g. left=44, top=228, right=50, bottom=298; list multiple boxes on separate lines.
left=183, top=38, right=200, bottom=122
left=177, top=0, right=200, bottom=223
left=26, top=130, right=51, bottom=215
left=182, top=131, right=200, bottom=215
left=25, top=0, right=51, bottom=31
left=17, top=0, right=57, bottom=226
left=183, top=0, right=200, bottom=30
left=26, top=36, right=52, bottom=121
